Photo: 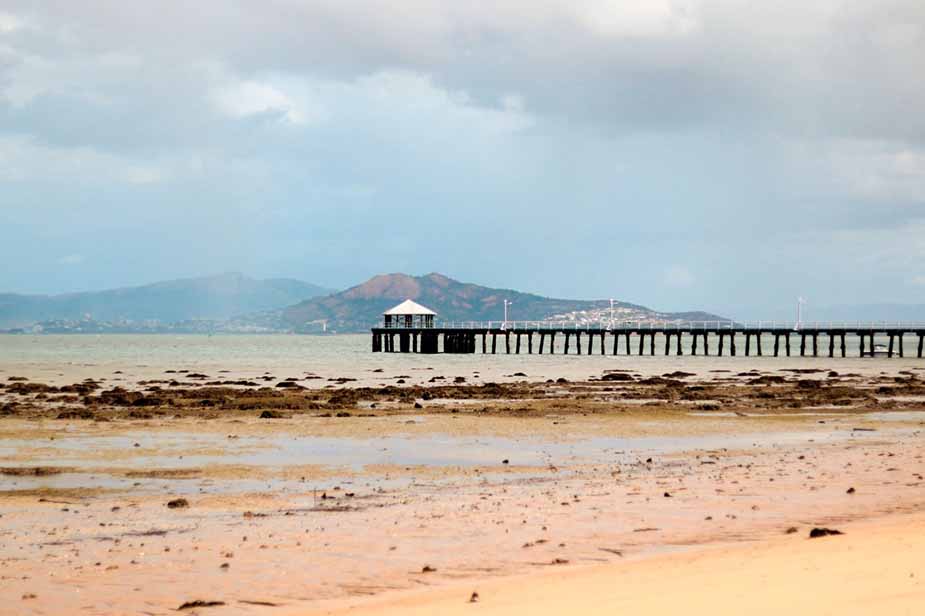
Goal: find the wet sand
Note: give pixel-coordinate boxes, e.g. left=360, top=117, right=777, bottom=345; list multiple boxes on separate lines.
left=1, top=361, right=924, bottom=614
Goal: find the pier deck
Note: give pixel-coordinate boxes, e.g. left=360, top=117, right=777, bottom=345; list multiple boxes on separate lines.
left=371, top=322, right=925, bottom=358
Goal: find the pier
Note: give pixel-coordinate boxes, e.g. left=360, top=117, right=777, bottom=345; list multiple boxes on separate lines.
left=371, top=321, right=925, bottom=359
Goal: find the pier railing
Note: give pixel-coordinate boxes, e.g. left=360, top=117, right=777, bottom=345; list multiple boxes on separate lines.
left=377, top=320, right=925, bottom=331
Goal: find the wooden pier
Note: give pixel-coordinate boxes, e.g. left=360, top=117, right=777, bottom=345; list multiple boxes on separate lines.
left=371, top=323, right=925, bottom=359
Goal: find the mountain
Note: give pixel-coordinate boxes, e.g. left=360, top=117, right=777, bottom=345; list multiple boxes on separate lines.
left=281, top=273, right=728, bottom=332
left=0, top=273, right=332, bottom=329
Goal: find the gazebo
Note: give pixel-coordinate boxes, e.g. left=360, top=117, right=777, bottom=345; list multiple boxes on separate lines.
left=383, top=299, right=436, bottom=329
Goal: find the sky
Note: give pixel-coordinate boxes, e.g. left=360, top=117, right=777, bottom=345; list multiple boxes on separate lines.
left=1, top=1, right=923, bottom=318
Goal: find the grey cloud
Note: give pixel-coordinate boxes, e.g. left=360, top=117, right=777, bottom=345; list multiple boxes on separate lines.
left=1, top=2, right=920, bottom=134
left=3, top=1, right=924, bottom=150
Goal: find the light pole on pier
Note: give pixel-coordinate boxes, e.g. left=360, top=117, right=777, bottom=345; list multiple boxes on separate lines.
left=795, top=297, right=807, bottom=331
left=503, top=299, right=512, bottom=331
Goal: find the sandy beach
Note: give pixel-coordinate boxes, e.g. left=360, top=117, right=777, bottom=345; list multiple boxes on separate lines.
left=1, top=342, right=924, bottom=615
left=318, top=511, right=925, bottom=616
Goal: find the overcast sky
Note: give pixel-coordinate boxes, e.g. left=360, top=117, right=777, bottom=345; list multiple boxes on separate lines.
left=1, top=1, right=923, bottom=316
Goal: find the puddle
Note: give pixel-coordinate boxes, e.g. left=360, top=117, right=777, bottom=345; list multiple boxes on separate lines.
left=1, top=430, right=850, bottom=473
left=0, top=428, right=885, bottom=497
left=687, top=411, right=858, bottom=418
left=863, top=411, right=925, bottom=422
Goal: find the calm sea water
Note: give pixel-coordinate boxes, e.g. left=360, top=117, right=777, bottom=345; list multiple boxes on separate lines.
left=0, top=333, right=920, bottom=386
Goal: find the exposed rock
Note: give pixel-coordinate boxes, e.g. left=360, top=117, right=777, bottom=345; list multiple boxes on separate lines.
left=275, top=381, right=302, bottom=389
left=808, top=527, right=843, bottom=538
left=601, top=373, right=634, bottom=382
left=0, top=466, right=68, bottom=476
left=178, top=600, right=224, bottom=610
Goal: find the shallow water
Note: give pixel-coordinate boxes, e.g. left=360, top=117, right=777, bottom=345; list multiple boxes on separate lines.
left=0, top=427, right=855, bottom=475
left=863, top=410, right=925, bottom=422
left=1, top=423, right=898, bottom=499
left=1, top=334, right=922, bottom=388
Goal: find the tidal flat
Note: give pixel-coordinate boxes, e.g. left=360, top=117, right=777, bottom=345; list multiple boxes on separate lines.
left=1, top=343, right=924, bottom=614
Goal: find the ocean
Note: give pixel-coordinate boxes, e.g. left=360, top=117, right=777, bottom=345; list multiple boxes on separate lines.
left=0, top=333, right=919, bottom=387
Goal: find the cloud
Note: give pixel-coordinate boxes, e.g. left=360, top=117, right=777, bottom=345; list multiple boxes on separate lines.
left=0, top=11, right=26, bottom=33
left=570, top=0, right=701, bottom=37
left=2, top=1, right=922, bottom=142
left=212, top=79, right=313, bottom=125
left=4, top=2, right=924, bottom=151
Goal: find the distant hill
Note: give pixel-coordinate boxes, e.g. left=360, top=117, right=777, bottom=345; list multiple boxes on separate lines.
left=0, top=273, right=332, bottom=328
left=281, top=272, right=728, bottom=332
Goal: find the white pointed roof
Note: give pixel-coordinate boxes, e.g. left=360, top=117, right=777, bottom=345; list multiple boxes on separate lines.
left=383, top=299, right=437, bottom=316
